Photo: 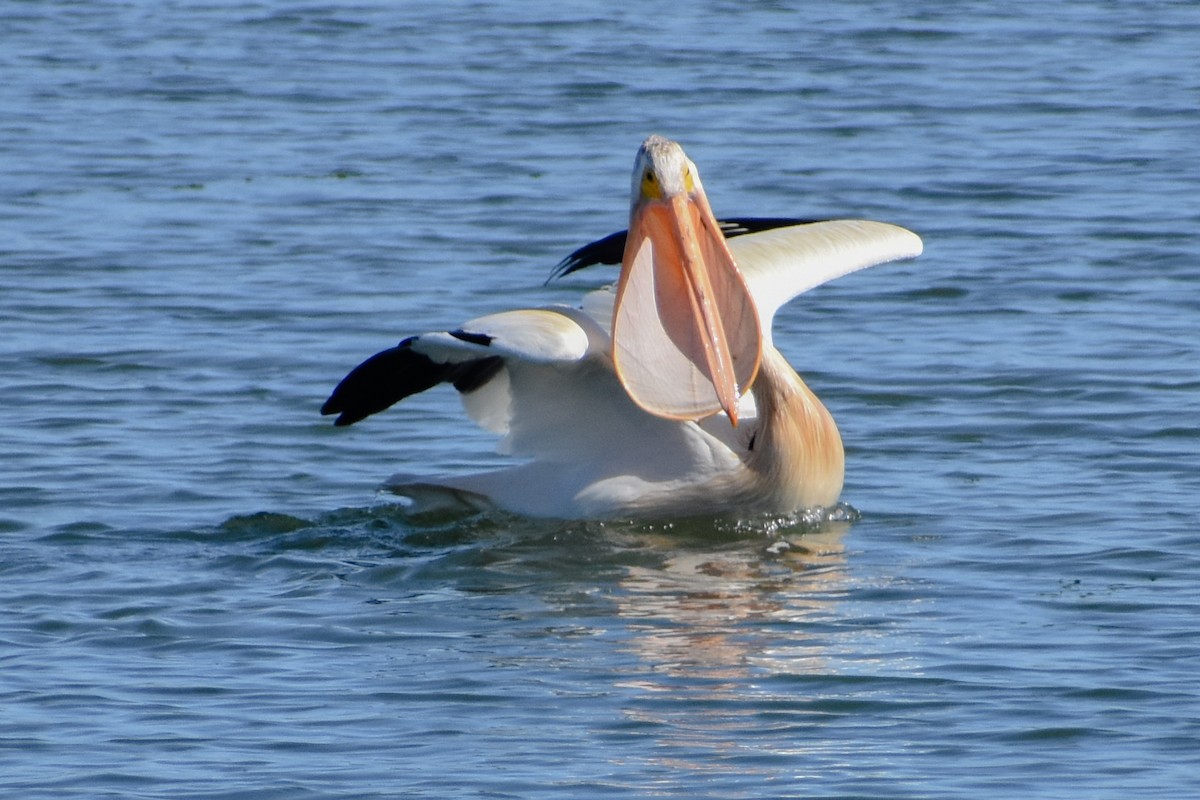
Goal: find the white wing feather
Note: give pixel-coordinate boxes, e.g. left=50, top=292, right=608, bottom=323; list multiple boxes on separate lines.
left=728, top=220, right=923, bottom=343
left=412, top=307, right=604, bottom=365
left=404, top=306, right=607, bottom=438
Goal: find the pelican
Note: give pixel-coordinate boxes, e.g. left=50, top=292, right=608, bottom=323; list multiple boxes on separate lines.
left=322, top=136, right=922, bottom=518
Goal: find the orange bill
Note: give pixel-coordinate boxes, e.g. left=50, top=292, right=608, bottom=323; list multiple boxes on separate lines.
left=612, top=188, right=761, bottom=425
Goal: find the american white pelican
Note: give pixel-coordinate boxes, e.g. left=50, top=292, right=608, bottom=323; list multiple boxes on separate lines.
left=322, top=136, right=922, bottom=518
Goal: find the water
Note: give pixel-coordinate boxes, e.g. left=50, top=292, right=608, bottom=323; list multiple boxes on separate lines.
left=3, top=0, right=1200, bottom=796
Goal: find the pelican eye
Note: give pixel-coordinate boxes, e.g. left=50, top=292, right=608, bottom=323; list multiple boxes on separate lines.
left=640, top=170, right=662, bottom=200
left=683, top=167, right=695, bottom=193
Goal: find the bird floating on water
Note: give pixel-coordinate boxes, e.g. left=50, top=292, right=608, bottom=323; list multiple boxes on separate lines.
left=321, top=135, right=922, bottom=518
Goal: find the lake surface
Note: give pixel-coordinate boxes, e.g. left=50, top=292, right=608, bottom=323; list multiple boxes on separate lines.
left=3, top=1, right=1199, bottom=797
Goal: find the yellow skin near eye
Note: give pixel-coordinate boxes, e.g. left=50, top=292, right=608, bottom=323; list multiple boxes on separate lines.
left=641, top=165, right=695, bottom=200
left=640, top=170, right=662, bottom=200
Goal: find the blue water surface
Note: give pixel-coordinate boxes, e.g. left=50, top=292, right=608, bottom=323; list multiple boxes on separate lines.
left=2, top=1, right=1199, bottom=797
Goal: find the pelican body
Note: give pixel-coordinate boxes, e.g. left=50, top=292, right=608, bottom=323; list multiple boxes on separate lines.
left=322, top=136, right=922, bottom=518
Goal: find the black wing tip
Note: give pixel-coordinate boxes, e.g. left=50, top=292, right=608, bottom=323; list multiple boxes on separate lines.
left=319, top=396, right=341, bottom=418
left=319, top=397, right=360, bottom=427
left=322, top=343, right=505, bottom=428
left=717, top=217, right=825, bottom=236
left=448, top=329, right=494, bottom=347
left=547, top=229, right=629, bottom=282
left=320, top=391, right=369, bottom=427
left=320, top=344, right=417, bottom=428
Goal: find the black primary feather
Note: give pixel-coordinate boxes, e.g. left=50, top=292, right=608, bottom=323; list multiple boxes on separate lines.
left=546, top=217, right=826, bottom=281
left=321, top=338, right=503, bottom=427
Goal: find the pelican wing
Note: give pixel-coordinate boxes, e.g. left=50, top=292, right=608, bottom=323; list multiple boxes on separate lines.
left=568, top=219, right=923, bottom=344
left=727, top=219, right=923, bottom=340
left=321, top=307, right=605, bottom=429
left=414, top=307, right=601, bottom=365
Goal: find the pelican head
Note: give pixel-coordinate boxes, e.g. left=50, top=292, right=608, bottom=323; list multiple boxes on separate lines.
left=612, top=135, right=762, bottom=425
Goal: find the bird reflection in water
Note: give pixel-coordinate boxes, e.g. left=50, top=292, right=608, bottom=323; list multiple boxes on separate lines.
left=609, top=516, right=854, bottom=774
